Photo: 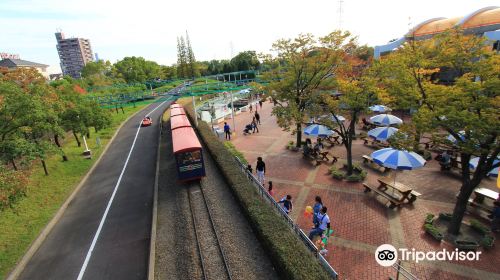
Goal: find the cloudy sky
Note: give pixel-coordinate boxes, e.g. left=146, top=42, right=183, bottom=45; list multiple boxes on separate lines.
left=1, top=0, right=498, bottom=73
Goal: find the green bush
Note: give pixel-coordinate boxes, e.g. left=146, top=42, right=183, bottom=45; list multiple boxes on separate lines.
left=470, top=219, right=491, bottom=234
left=183, top=102, right=332, bottom=280
left=329, top=166, right=345, bottom=180
left=0, top=166, right=29, bottom=211
left=345, top=171, right=367, bottom=182
left=480, top=234, right=495, bottom=248
left=424, top=224, right=443, bottom=241
left=425, top=213, right=435, bottom=225
left=439, top=212, right=453, bottom=221
left=223, top=141, right=248, bottom=165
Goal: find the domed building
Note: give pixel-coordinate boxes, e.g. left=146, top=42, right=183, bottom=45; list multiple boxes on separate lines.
left=374, top=6, right=500, bottom=58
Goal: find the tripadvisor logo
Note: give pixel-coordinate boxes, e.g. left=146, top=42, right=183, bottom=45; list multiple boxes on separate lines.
left=375, top=244, right=482, bottom=267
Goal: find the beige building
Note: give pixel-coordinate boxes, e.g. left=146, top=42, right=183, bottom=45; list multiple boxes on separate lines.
left=0, top=58, right=49, bottom=79
left=55, top=32, right=93, bottom=79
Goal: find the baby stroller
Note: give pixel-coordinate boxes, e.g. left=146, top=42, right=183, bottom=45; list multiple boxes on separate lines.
left=243, top=124, right=253, bottom=135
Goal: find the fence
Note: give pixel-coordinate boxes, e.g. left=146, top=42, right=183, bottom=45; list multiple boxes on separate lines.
left=233, top=156, right=339, bottom=279
left=391, top=260, right=419, bottom=280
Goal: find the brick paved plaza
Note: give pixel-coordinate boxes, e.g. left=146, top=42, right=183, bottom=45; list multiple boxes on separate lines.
left=225, top=100, right=499, bottom=280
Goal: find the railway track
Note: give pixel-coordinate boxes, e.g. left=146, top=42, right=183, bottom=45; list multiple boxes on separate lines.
left=188, top=181, right=232, bottom=280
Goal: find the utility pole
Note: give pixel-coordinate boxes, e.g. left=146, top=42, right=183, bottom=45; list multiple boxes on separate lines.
left=192, top=95, right=198, bottom=127
left=230, top=90, right=236, bottom=135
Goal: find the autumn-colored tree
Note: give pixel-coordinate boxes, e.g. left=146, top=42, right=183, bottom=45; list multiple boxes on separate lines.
left=374, top=29, right=500, bottom=235
left=264, top=31, right=354, bottom=147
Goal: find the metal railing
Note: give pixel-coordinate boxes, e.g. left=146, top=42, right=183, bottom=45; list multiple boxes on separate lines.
left=391, top=260, right=418, bottom=280
left=233, top=156, right=339, bottom=279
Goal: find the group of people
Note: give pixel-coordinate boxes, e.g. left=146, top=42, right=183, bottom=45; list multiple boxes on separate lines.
left=246, top=157, right=266, bottom=185
left=308, top=196, right=331, bottom=242
left=244, top=111, right=261, bottom=135
left=303, top=138, right=324, bottom=156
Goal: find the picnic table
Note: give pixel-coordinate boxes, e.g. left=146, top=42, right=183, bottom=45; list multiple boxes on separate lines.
left=302, top=146, right=337, bottom=166
left=461, top=187, right=499, bottom=216
left=362, top=155, right=388, bottom=173
left=363, top=177, right=421, bottom=208
left=363, top=138, right=389, bottom=148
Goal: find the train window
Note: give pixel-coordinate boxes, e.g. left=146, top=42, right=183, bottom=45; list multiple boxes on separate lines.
left=177, top=151, right=202, bottom=165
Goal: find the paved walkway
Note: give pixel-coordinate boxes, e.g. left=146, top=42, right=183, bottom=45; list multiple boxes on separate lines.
left=225, top=100, right=500, bottom=280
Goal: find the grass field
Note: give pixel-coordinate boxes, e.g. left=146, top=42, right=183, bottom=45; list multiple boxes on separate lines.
left=0, top=102, right=151, bottom=279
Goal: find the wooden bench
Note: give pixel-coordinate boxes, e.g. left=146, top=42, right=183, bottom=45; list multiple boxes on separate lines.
left=408, top=190, right=421, bottom=203
left=468, top=198, right=494, bottom=214
left=362, top=155, right=388, bottom=173
left=363, top=183, right=402, bottom=209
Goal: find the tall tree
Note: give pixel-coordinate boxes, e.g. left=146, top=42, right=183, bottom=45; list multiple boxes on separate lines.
left=185, top=31, right=198, bottom=78
left=374, top=29, right=500, bottom=235
left=264, top=31, right=354, bottom=147
left=177, top=36, right=188, bottom=78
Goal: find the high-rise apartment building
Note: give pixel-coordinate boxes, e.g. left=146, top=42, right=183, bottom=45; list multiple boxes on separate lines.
left=55, top=32, right=93, bottom=78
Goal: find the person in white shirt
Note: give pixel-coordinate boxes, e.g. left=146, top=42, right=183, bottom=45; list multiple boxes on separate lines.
left=309, top=206, right=330, bottom=241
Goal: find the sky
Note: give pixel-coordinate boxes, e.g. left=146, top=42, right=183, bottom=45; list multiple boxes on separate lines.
left=1, top=0, right=498, bottom=74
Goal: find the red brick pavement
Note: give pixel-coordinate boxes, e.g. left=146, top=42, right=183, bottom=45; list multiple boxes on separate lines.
left=225, top=99, right=500, bottom=280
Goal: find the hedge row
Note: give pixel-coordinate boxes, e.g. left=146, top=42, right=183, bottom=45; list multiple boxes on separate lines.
left=183, top=102, right=333, bottom=280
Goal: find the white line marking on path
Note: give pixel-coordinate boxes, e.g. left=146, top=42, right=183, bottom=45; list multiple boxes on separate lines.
left=77, top=99, right=169, bottom=280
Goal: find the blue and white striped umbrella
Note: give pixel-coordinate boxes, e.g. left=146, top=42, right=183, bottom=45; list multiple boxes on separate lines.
left=446, top=131, right=465, bottom=144
left=370, top=114, right=403, bottom=126
left=469, top=157, right=499, bottom=177
left=368, top=127, right=399, bottom=141
left=371, top=148, right=426, bottom=170
left=304, top=124, right=334, bottom=137
left=369, top=105, right=392, bottom=113
left=331, top=115, right=346, bottom=122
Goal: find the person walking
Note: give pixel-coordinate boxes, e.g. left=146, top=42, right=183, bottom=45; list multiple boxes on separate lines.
left=309, top=206, right=330, bottom=241
left=256, top=157, right=266, bottom=184
left=278, top=195, right=293, bottom=215
left=252, top=118, right=259, bottom=133
left=224, top=122, right=231, bottom=140
left=255, top=111, right=261, bottom=125
left=259, top=99, right=263, bottom=109
left=268, top=181, right=274, bottom=198
left=312, top=196, right=323, bottom=228
left=249, top=103, right=253, bottom=113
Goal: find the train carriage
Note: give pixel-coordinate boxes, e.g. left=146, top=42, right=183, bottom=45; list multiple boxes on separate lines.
left=170, top=104, right=205, bottom=181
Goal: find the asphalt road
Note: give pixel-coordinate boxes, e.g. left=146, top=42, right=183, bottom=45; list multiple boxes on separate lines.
left=17, top=97, right=173, bottom=280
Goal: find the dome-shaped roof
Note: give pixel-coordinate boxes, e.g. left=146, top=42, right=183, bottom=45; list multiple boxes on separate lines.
left=460, top=7, right=500, bottom=29
left=406, top=6, right=500, bottom=39
left=412, top=17, right=461, bottom=37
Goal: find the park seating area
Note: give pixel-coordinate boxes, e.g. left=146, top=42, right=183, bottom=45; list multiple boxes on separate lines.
left=225, top=100, right=500, bottom=280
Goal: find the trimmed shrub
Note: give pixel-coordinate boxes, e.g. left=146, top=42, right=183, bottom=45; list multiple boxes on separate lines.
left=223, top=141, right=248, bottom=165
left=470, top=219, right=491, bottom=234
left=424, top=224, right=443, bottom=241
left=425, top=213, right=435, bottom=225
left=183, top=102, right=332, bottom=280
left=329, top=167, right=345, bottom=180
left=480, top=235, right=495, bottom=248
left=439, top=213, right=453, bottom=221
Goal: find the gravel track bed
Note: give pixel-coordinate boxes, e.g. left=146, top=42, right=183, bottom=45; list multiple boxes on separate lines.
left=155, top=124, right=201, bottom=280
left=188, top=184, right=230, bottom=280
left=200, top=149, right=279, bottom=280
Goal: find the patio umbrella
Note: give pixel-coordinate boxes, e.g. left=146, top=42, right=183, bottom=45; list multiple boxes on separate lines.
left=331, top=115, right=346, bottom=122
left=371, top=148, right=426, bottom=170
left=369, top=105, right=392, bottom=113
left=446, top=131, right=465, bottom=144
left=304, top=124, right=334, bottom=137
left=370, top=114, right=403, bottom=126
left=371, top=147, right=427, bottom=187
left=469, top=157, right=499, bottom=177
left=368, top=127, right=399, bottom=142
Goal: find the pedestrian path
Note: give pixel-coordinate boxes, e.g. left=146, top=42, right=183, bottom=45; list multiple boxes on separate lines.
left=227, top=99, right=500, bottom=280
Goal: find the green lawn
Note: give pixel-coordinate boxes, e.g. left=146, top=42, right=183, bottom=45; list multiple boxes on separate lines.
left=0, top=102, right=150, bottom=279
